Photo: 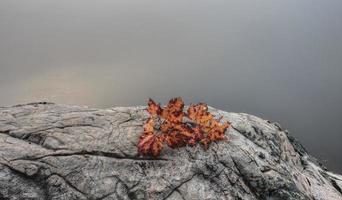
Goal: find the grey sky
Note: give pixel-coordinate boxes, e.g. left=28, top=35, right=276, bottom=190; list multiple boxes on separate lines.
left=0, top=0, right=341, bottom=172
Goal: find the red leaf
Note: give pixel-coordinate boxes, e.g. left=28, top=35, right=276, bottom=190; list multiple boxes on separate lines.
left=138, top=97, right=231, bottom=157
left=147, top=98, right=162, bottom=116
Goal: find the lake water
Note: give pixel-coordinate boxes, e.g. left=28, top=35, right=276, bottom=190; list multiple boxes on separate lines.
left=0, top=0, right=341, bottom=173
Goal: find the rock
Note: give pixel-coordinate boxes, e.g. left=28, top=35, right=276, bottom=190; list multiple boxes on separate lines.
left=0, top=102, right=341, bottom=200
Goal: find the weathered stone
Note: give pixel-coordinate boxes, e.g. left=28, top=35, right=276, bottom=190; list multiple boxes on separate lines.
left=0, top=102, right=341, bottom=200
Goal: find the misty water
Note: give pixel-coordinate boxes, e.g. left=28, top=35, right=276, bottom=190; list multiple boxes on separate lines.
left=0, top=0, right=341, bottom=173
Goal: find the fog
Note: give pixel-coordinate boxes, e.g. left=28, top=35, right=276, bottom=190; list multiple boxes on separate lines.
left=0, top=0, right=341, bottom=172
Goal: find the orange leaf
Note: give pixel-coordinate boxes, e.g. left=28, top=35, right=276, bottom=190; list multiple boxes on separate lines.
left=138, top=134, right=164, bottom=157
left=187, top=103, right=213, bottom=125
left=143, top=118, right=154, bottom=134
left=138, top=97, right=230, bottom=157
left=147, top=98, right=162, bottom=116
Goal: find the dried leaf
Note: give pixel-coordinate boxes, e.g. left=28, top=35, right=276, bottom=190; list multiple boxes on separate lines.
left=138, top=97, right=230, bottom=157
left=143, top=118, right=154, bottom=134
left=161, top=97, right=184, bottom=123
left=187, top=103, right=213, bottom=125
left=138, top=134, right=164, bottom=157
left=147, top=98, right=162, bottom=116
left=165, top=131, right=187, bottom=149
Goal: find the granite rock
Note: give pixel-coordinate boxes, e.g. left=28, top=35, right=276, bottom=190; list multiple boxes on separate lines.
left=0, top=102, right=341, bottom=200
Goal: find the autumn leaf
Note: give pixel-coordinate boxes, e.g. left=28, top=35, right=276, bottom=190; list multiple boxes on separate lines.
left=147, top=98, right=162, bottom=116
left=161, top=97, right=184, bottom=123
left=143, top=118, right=154, bottom=134
left=187, top=103, right=214, bottom=125
left=165, top=131, right=187, bottom=149
left=138, top=134, right=164, bottom=157
left=138, top=97, right=230, bottom=157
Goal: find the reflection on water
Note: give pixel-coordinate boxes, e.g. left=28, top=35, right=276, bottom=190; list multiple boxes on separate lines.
left=0, top=0, right=341, bottom=172
left=20, top=68, right=107, bottom=105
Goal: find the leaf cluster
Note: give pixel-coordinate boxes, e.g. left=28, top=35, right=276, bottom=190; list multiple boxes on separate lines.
left=138, top=97, right=230, bottom=157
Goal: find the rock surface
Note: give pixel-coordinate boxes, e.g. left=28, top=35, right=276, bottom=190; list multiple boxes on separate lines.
left=0, top=102, right=341, bottom=200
